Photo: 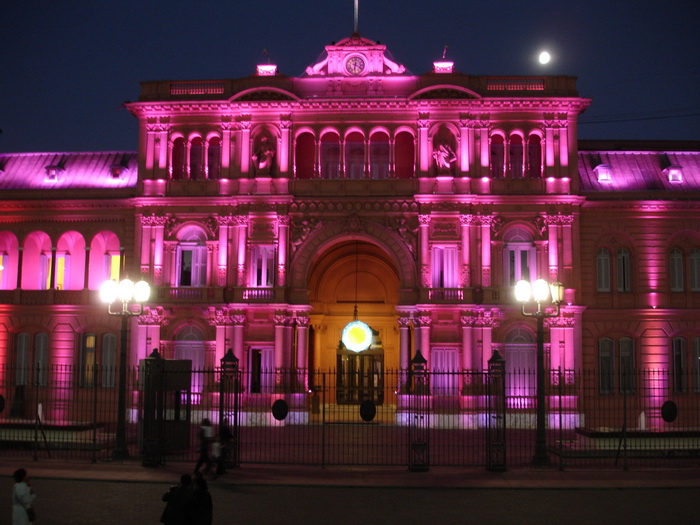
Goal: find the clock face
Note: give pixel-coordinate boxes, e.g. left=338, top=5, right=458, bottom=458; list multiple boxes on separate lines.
left=345, top=56, right=366, bottom=75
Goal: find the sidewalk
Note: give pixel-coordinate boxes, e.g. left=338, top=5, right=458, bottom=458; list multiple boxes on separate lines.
left=7, top=458, right=700, bottom=490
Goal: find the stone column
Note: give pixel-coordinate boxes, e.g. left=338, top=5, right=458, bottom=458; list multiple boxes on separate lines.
left=236, top=215, right=249, bottom=286
left=277, top=216, right=289, bottom=286
left=460, top=214, right=472, bottom=287
left=419, top=215, right=431, bottom=287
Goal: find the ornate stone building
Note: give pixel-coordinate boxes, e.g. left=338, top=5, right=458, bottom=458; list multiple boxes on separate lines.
left=1, top=32, right=699, bottom=431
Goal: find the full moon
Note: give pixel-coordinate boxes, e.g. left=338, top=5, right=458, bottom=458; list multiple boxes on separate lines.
left=538, top=51, right=551, bottom=65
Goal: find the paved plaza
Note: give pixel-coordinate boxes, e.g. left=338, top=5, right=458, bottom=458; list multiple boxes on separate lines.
left=2, top=459, right=700, bottom=524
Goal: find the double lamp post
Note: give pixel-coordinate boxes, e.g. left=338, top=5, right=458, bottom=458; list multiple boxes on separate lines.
left=99, top=278, right=151, bottom=459
left=514, top=278, right=564, bottom=467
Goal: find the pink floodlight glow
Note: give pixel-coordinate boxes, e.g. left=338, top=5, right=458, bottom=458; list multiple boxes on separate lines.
left=257, top=64, right=277, bottom=76
left=433, top=61, right=454, bottom=73
left=481, top=176, right=489, bottom=183
left=547, top=176, right=556, bottom=182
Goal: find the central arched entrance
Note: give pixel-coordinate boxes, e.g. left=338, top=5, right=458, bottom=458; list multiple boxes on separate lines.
left=307, top=240, right=400, bottom=404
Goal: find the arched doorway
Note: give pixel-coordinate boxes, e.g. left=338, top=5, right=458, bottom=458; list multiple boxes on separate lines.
left=307, top=240, right=400, bottom=404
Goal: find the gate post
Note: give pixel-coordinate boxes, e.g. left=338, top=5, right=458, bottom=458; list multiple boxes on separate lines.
left=408, top=349, right=430, bottom=472
left=141, top=349, right=165, bottom=467
left=486, top=349, right=507, bottom=471
left=220, top=349, right=240, bottom=468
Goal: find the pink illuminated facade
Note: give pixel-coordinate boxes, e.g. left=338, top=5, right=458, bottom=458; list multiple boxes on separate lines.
left=1, top=33, right=700, bottom=432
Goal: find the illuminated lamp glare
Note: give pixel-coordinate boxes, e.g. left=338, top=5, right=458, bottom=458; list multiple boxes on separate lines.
left=547, top=177, right=555, bottom=182
left=481, top=176, right=490, bottom=183
left=341, top=320, right=373, bottom=353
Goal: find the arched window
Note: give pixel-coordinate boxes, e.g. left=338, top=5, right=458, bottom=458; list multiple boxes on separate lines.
left=21, top=232, right=52, bottom=290
left=503, top=228, right=536, bottom=287
left=527, top=135, right=542, bottom=178
left=490, top=135, right=505, bottom=178
left=56, top=231, right=86, bottom=290
left=690, top=248, right=700, bottom=291
left=190, top=137, right=204, bottom=180
left=294, top=132, right=315, bottom=179
left=596, top=248, right=611, bottom=292
left=88, top=231, right=121, bottom=290
left=176, top=228, right=208, bottom=287
left=616, top=248, right=632, bottom=292
left=394, top=131, right=414, bottom=179
left=171, top=137, right=186, bottom=180
left=369, top=132, right=390, bottom=179
left=345, top=131, right=365, bottom=179
left=670, top=247, right=684, bottom=292
left=207, top=136, right=221, bottom=180
left=508, top=135, right=524, bottom=178
left=0, top=231, right=19, bottom=290
left=320, top=133, right=340, bottom=179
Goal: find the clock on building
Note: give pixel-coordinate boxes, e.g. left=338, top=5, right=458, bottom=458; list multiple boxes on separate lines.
left=345, top=56, right=366, bottom=75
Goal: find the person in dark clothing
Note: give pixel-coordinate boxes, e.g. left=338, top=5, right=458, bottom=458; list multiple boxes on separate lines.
left=191, top=474, right=213, bottom=525
left=160, top=474, right=192, bottom=525
left=194, top=418, right=213, bottom=475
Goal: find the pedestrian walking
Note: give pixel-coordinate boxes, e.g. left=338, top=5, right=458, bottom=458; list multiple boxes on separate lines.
left=194, top=418, right=213, bottom=475
left=160, top=474, right=193, bottom=525
left=12, top=468, right=36, bottom=525
left=191, top=474, right=213, bottom=525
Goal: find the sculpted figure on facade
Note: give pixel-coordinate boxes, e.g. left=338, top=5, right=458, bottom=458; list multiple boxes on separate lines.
left=432, top=143, right=456, bottom=175
left=252, top=135, right=276, bottom=175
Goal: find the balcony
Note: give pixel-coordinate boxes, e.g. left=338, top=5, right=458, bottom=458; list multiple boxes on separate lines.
left=156, top=287, right=225, bottom=303
left=224, top=287, right=287, bottom=303
left=418, top=287, right=510, bottom=305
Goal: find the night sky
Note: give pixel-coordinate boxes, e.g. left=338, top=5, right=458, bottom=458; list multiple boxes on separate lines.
left=2, top=0, right=699, bottom=154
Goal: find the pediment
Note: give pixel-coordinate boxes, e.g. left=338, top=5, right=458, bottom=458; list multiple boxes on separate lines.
left=305, top=33, right=406, bottom=77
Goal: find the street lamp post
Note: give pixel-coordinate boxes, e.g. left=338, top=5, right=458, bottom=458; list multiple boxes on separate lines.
left=514, top=278, right=564, bottom=467
left=100, top=278, right=151, bottom=459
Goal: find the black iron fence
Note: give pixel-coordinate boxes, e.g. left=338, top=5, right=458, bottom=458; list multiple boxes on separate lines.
left=0, top=364, right=698, bottom=470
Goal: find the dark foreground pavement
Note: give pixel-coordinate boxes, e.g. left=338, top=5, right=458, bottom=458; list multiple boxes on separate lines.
left=2, top=459, right=700, bottom=524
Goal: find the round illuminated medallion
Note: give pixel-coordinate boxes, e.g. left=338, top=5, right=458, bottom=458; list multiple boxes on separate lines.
left=345, top=56, right=366, bottom=75
left=341, top=320, right=372, bottom=352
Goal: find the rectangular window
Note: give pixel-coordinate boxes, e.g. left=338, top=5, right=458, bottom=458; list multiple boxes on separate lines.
left=101, top=334, right=117, bottom=388
left=670, top=249, right=684, bottom=292
left=504, top=244, right=534, bottom=287
left=619, top=338, right=635, bottom=393
left=694, top=338, right=700, bottom=393
left=34, top=333, right=49, bottom=386
left=15, top=333, right=30, bottom=386
left=431, top=347, right=460, bottom=396
left=0, top=253, right=9, bottom=289
left=55, top=252, right=70, bottom=290
left=598, top=338, right=614, bottom=394
left=431, top=246, right=458, bottom=288
left=249, top=347, right=274, bottom=394
left=40, top=253, right=52, bottom=290
left=81, top=333, right=97, bottom=387
left=104, top=253, right=121, bottom=282
left=596, top=250, right=611, bottom=292
left=250, top=246, right=275, bottom=287
left=616, top=249, right=631, bottom=292
left=672, top=337, right=687, bottom=393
